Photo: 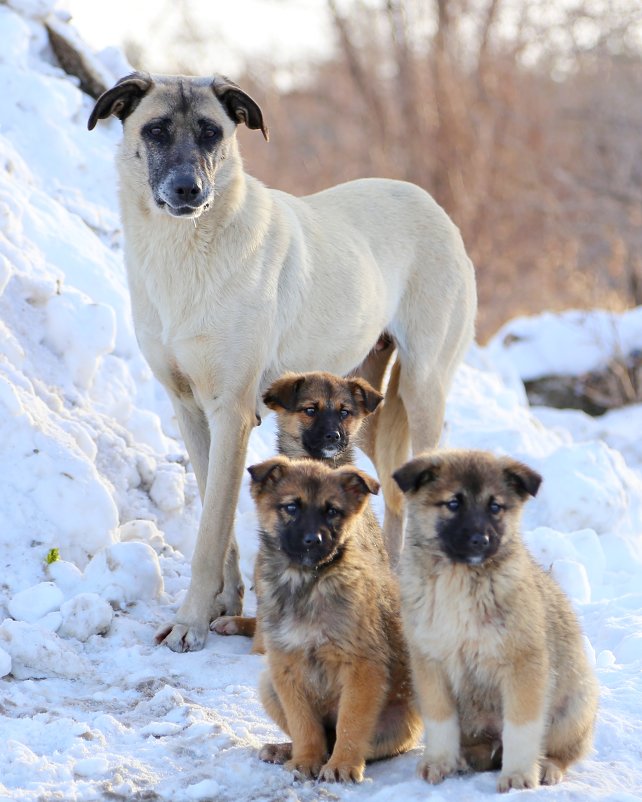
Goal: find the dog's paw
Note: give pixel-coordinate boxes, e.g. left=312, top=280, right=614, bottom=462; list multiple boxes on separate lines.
left=497, top=768, right=539, bottom=793
left=318, top=758, right=365, bottom=783
left=211, top=616, right=240, bottom=635
left=259, top=742, right=292, bottom=765
left=284, top=756, right=324, bottom=780
left=155, top=622, right=208, bottom=652
left=418, top=753, right=467, bottom=784
left=540, top=758, right=565, bottom=786
left=215, top=585, right=243, bottom=618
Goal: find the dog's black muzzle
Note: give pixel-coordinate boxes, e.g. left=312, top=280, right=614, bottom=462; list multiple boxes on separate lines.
left=280, top=521, right=337, bottom=569
left=302, top=415, right=348, bottom=461
left=440, top=523, right=499, bottom=566
left=157, top=168, right=213, bottom=218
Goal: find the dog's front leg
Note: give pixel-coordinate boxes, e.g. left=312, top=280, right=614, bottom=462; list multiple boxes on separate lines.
left=410, top=652, right=467, bottom=784
left=497, top=654, right=549, bottom=792
left=263, top=652, right=327, bottom=779
left=318, top=660, right=388, bottom=783
left=158, top=401, right=255, bottom=652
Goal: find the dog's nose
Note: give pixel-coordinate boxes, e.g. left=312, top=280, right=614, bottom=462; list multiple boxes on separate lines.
left=325, top=430, right=341, bottom=443
left=167, top=171, right=203, bottom=205
left=303, top=531, right=323, bottom=548
left=469, top=532, right=490, bottom=551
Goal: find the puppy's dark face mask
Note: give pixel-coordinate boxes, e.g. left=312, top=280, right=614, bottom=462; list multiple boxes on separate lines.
left=393, top=450, right=542, bottom=567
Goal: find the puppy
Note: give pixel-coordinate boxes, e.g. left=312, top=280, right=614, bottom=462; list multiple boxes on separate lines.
left=263, top=371, right=383, bottom=466
left=394, top=449, right=598, bottom=793
left=249, top=457, right=421, bottom=782
left=212, top=371, right=384, bottom=642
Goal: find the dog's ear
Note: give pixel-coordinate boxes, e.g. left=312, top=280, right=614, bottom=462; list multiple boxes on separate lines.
left=393, top=456, right=440, bottom=494
left=338, top=469, right=380, bottom=501
left=88, top=72, right=153, bottom=130
left=263, top=373, right=305, bottom=411
left=501, top=458, right=542, bottom=499
left=348, top=378, right=383, bottom=415
left=212, top=77, right=269, bottom=141
left=247, top=457, right=290, bottom=492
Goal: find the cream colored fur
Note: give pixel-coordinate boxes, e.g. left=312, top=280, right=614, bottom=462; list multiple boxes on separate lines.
left=91, top=74, right=477, bottom=651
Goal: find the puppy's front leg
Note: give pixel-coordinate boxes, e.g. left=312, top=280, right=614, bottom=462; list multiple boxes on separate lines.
left=319, top=660, right=388, bottom=783
left=497, top=653, right=549, bottom=792
left=266, top=652, right=327, bottom=779
left=159, top=402, right=256, bottom=652
left=410, top=652, right=466, bottom=783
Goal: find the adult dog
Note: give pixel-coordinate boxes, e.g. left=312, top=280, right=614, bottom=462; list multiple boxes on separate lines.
left=88, top=73, right=477, bottom=652
left=394, top=450, right=598, bottom=792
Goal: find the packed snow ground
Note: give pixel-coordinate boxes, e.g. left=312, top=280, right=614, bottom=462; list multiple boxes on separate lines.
left=1, top=3, right=641, bottom=801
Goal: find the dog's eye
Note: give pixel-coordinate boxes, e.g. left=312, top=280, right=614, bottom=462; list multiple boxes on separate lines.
left=145, top=125, right=168, bottom=142
left=339, top=409, right=350, bottom=419
left=326, top=506, right=341, bottom=519
left=489, top=500, right=503, bottom=515
left=280, top=502, right=298, bottom=516
left=303, top=407, right=316, bottom=417
left=446, top=498, right=460, bottom=512
left=201, top=127, right=220, bottom=142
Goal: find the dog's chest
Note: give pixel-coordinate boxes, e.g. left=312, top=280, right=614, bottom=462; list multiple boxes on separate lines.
left=405, top=568, right=507, bottom=675
left=264, top=574, right=352, bottom=652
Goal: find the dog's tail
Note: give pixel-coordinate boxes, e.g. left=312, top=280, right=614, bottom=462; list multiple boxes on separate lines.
left=373, top=358, right=409, bottom=519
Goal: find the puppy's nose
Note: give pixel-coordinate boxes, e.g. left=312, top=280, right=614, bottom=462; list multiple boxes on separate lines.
left=469, top=532, right=490, bottom=552
left=325, top=430, right=341, bottom=443
left=303, top=531, right=323, bottom=548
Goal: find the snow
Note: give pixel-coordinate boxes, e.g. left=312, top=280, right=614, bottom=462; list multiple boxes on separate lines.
left=0, top=2, right=641, bottom=800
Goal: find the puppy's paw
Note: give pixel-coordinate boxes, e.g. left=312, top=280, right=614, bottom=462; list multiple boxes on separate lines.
left=318, top=758, right=365, bottom=783
left=211, top=616, right=240, bottom=635
left=497, top=767, right=539, bottom=792
left=284, top=755, right=324, bottom=780
left=418, top=753, right=467, bottom=784
left=259, top=742, right=292, bottom=765
left=540, top=758, right=564, bottom=786
left=155, top=622, right=207, bottom=652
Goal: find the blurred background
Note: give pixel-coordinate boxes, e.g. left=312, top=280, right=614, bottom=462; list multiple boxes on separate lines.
left=64, top=0, right=642, bottom=342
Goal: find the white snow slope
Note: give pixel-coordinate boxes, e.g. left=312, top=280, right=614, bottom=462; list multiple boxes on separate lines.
left=1, top=3, right=641, bottom=801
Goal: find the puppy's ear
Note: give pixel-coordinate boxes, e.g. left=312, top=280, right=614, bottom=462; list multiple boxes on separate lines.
left=212, top=76, right=269, bottom=141
left=501, top=458, right=542, bottom=499
left=247, top=457, right=290, bottom=493
left=263, top=373, right=305, bottom=411
left=348, top=378, right=383, bottom=415
left=338, top=469, right=380, bottom=501
left=88, top=72, right=152, bottom=130
left=393, top=456, right=440, bottom=494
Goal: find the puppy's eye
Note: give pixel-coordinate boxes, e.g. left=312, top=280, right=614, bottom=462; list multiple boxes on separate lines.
left=201, top=126, right=221, bottom=143
left=339, top=409, right=350, bottom=419
left=303, top=407, right=316, bottom=417
left=489, top=500, right=503, bottom=515
left=280, top=502, right=298, bottom=516
left=446, top=498, right=460, bottom=512
left=326, top=506, right=341, bottom=519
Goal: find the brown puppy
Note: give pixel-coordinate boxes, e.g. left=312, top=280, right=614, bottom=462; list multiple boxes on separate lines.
left=212, top=371, right=384, bottom=642
left=249, top=457, right=421, bottom=783
left=394, top=449, right=598, bottom=793
left=263, top=371, right=383, bottom=466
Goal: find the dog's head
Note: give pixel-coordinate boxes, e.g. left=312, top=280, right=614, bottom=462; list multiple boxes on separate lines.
left=263, top=372, right=382, bottom=462
left=248, top=457, right=379, bottom=569
left=88, top=72, right=268, bottom=220
left=393, top=450, right=541, bottom=566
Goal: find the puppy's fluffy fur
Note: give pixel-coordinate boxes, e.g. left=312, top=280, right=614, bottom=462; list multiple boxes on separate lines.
left=249, top=457, right=421, bottom=783
left=394, top=449, right=598, bottom=793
